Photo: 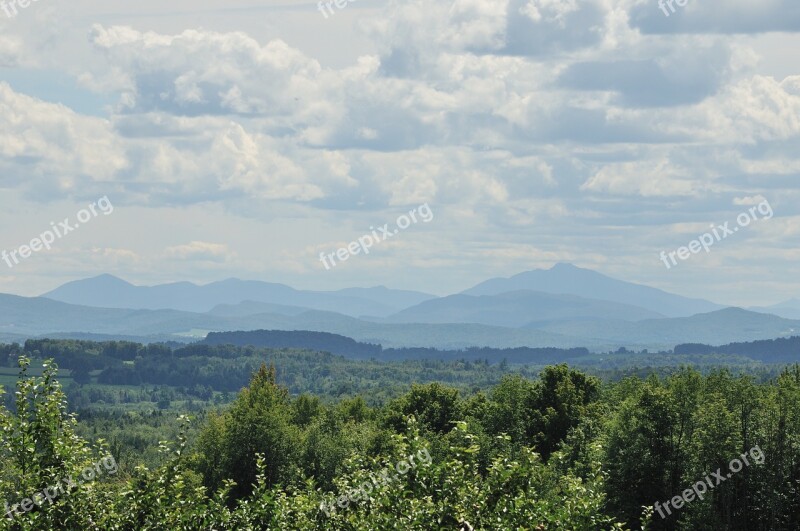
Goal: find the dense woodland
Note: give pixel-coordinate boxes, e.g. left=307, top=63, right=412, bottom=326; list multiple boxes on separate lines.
left=1, top=339, right=800, bottom=529
left=0, top=338, right=780, bottom=400
left=674, top=335, right=800, bottom=362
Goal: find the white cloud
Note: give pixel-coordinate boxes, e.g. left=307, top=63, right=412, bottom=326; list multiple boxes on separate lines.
left=0, top=35, right=23, bottom=67
left=581, top=159, right=705, bottom=197
left=0, top=83, right=126, bottom=197
left=165, top=241, right=231, bottom=261
left=733, top=195, right=768, bottom=206
left=1, top=0, right=800, bottom=302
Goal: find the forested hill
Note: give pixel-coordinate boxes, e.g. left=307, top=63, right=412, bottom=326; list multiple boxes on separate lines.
left=201, top=329, right=590, bottom=363
left=674, top=335, right=800, bottom=362
left=204, top=329, right=382, bottom=357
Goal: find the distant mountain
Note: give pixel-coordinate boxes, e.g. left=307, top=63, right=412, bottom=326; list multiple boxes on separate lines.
left=463, top=263, right=723, bottom=318
left=225, top=309, right=584, bottom=349
left=42, top=275, right=433, bottom=318
left=771, top=298, right=800, bottom=309
left=388, top=290, right=665, bottom=327
left=207, top=301, right=311, bottom=318
left=535, top=308, right=800, bottom=346
left=4, top=291, right=799, bottom=351
left=0, top=293, right=222, bottom=336
left=333, top=286, right=435, bottom=311
left=5, top=267, right=797, bottom=351
left=749, top=298, right=800, bottom=320
left=0, top=292, right=588, bottom=349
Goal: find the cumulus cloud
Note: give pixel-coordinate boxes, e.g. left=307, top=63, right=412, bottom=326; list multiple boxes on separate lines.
left=629, top=0, right=800, bottom=35
left=581, top=158, right=707, bottom=197
left=0, top=35, right=23, bottom=67
left=89, top=25, right=324, bottom=118
left=88, top=247, right=142, bottom=266
left=4, top=7, right=798, bottom=217
left=0, top=82, right=126, bottom=198
left=558, top=43, right=736, bottom=107
left=3, top=0, right=800, bottom=300
left=733, top=195, right=769, bottom=206
left=165, top=241, right=231, bottom=261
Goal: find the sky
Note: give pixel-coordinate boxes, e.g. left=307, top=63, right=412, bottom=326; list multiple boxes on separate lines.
left=1, top=0, right=800, bottom=307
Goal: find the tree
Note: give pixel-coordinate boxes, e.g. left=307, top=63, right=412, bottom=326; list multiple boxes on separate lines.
left=385, top=382, right=462, bottom=435
left=193, top=364, right=301, bottom=500
left=605, top=378, right=678, bottom=530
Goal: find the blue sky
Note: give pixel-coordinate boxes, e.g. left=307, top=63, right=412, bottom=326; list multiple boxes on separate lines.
left=1, top=0, right=800, bottom=307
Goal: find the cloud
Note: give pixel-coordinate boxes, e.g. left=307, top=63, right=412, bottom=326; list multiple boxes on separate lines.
left=504, top=0, right=607, bottom=55
left=0, top=82, right=126, bottom=198
left=558, top=43, right=735, bottom=107
left=373, top=0, right=610, bottom=69
left=630, top=0, right=800, bottom=35
left=89, top=247, right=142, bottom=265
left=581, top=158, right=707, bottom=197
left=713, top=76, right=800, bottom=142
left=3, top=0, right=800, bottom=302
left=88, top=25, right=324, bottom=118
left=0, top=35, right=23, bottom=67
left=164, top=241, right=232, bottom=261
left=733, top=195, right=768, bottom=206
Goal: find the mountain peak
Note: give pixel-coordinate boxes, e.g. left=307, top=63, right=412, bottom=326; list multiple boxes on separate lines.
left=771, top=298, right=800, bottom=309
left=73, top=274, right=133, bottom=288
left=464, top=264, right=722, bottom=318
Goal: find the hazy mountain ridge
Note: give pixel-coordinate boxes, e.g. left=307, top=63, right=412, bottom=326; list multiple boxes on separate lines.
left=2, top=292, right=799, bottom=351
left=536, top=307, right=800, bottom=345
left=464, top=263, right=722, bottom=317
left=43, top=275, right=434, bottom=318
left=388, top=290, right=665, bottom=327
left=207, top=301, right=311, bottom=318
left=1, top=264, right=794, bottom=351
left=749, top=298, right=800, bottom=320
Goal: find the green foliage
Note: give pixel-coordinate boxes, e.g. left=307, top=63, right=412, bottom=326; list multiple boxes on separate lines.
left=385, top=382, right=462, bottom=435
left=480, top=366, right=600, bottom=459
left=313, top=421, right=625, bottom=530
left=604, top=367, right=800, bottom=530
left=0, top=357, right=117, bottom=530
left=3, top=354, right=800, bottom=530
left=193, top=364, right=302, bottom=500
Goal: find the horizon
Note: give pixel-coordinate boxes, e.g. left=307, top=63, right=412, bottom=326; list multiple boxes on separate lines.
left=2, top=261, right=798, bottom=309
left=16, top=262, right=795, bottom=310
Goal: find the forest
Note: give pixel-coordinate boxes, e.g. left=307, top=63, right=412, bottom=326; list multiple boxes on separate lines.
left=1, top=341, right=799, bottom=529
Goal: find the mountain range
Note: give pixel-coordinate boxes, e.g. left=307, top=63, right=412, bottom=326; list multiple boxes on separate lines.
left=0, top=263, right=795, bottom=351
left=44, top=274, right=435, bottom=317
left=748, top=298, right=800, bottom=320
left=463, top=263, right=722, bottom=317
